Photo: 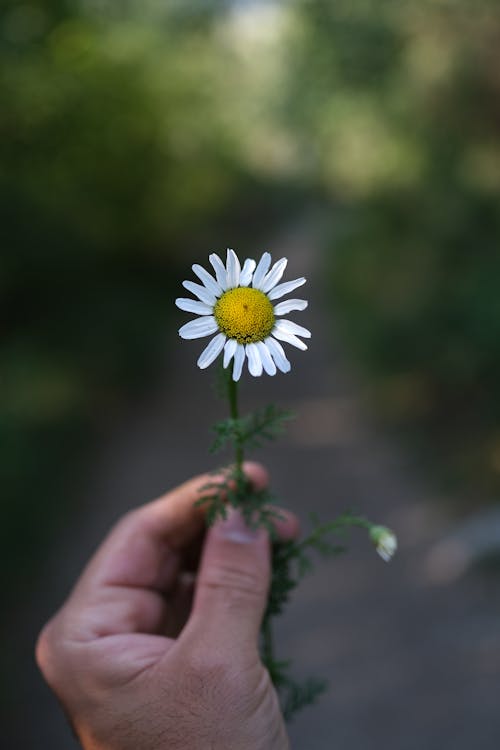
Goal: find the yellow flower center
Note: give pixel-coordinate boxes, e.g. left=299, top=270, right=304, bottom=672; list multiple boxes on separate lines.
left=214, top=287, right=275, bottom=344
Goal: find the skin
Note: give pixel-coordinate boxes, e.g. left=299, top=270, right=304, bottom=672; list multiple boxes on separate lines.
left=36, top=462, right=298, bottom=750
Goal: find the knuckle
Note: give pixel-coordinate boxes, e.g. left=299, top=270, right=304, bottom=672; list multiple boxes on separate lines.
left=35, top=619, right=58, bottom=682
left=104, top=508, right=152, bottom=550
left=35, top=612, right=75, bottom=689
left=202, top=563, right=266, bottom=603
left=112, top=507, right=143, bottom=535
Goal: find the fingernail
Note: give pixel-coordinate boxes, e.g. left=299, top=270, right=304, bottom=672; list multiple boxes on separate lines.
left=218, top=508, right=259, bottom=543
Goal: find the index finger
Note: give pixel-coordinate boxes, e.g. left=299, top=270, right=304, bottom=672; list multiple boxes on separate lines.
left=144, top=461, right=268, bottom=550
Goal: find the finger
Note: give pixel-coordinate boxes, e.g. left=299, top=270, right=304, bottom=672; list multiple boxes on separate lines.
left=270, top=507, right=300, bottom=542
left=184, top=508, right=271, bottom=653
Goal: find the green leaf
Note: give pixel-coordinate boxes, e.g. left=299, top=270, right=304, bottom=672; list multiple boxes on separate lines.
left=209, top=404, right=294, bottom=454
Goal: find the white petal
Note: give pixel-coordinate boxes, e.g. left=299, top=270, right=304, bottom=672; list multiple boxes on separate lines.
left=223, top=338, right=238, bottom=368
left=246, top=343, right=263, bottom=376
left=192, top=264, right=222, bottom=296
left=182, top=280, right=217, bottom=306
left=209, top=253, right=229, bottom=291
left=179, top=316, right=218, bottom=340
left=252, top=252, right=272, bottom=289
left=265, top=337, right=291, bottom=373
left=197, top=333, right=226, bottom=369
left=274, top=299, right=308, bottom=316
left=225, top=248, right=241, bottom=288
left=260, top=258, right=288, bottom=293
left=175, top=298, right=213, bottom=315
left=232, top=344, right=245, bottom=381
left=268, top=277, right=306, bottom=300
left=256, top=341, right=276, bottom=376
left=274, top=319, right=311, bottom=339
left=240, top=258, right=256, bottom=286
left=272, top=328, right=308, bottom=351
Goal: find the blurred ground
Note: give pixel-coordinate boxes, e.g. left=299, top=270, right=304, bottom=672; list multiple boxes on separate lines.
left=10, top=218, right=500, bottom=749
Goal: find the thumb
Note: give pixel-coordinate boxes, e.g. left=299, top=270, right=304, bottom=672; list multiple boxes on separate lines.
left=187, top=508, right=270, bottom=651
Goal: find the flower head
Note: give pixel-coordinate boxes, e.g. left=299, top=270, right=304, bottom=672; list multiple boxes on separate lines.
left=176, top=249, right=310, bottom=380
left=369, top=525, right=398, bottom=562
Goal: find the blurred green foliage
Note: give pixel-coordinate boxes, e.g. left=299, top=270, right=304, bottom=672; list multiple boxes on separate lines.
left=0, top=0, right=296, bottom=594
left=2, top=0, right=500, bottom=600
left=281, top=0, right=500, bottom=503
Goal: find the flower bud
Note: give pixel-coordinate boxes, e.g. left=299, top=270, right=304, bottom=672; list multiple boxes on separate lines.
left=369, top=525, right=397, bottom=562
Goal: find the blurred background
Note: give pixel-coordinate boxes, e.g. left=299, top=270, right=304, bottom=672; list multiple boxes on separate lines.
left=2, top=0, right=500, bottom=747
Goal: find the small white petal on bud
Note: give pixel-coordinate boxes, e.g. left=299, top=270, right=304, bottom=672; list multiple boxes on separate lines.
left=369, top=525, right=397, bottom=562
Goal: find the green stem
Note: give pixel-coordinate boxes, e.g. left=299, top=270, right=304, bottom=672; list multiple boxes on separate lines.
left=227, top=368, right=276, bottom=685
left=227, top=371, right=244, bottom=478
left=262, top=616, right=274, bottom=671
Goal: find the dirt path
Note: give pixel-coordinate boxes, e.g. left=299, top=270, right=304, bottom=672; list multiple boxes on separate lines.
left=13, top=217, right=500, bottom=748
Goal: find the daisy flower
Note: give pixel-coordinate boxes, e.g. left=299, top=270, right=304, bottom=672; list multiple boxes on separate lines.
left=176, top=249, right=310, bottom=380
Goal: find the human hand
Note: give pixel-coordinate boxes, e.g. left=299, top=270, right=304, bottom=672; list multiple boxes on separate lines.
left=36, top=463, right=298, bottom=750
